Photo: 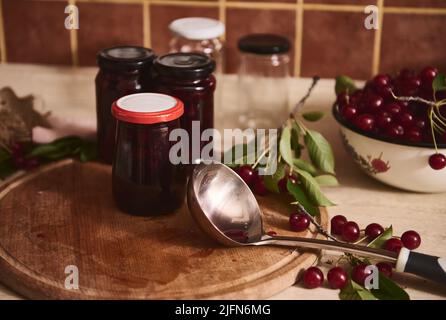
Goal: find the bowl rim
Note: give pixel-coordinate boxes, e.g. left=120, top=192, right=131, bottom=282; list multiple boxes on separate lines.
left=332, top=103, right=446, bottom=149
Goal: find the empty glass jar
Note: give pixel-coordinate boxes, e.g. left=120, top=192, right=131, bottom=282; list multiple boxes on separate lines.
left=169, top=17, right=224, bottom=72
left=237, top=34, right=291, bottom=129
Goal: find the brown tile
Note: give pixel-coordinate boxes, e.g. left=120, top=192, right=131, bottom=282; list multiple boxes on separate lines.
left=380, top=14, right=446, bottom=74
left=77, top=2, right=144, bottom=66
left=150, top=5, right=219, bottom=56
left=3, top=0, right=71, bottom=65
left=384, top=0, right=446, bottom=7
left=225, top=8, right=296, bottom=74
left=301, top=11, right=375, bottom=79
left=304, top=0, right=376, bottom=5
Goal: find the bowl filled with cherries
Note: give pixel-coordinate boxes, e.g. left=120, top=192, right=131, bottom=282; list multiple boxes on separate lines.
left=333, top=67, right=446, bottom=193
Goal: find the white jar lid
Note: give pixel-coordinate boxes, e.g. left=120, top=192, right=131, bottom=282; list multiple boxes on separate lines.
left=169, top=17, right=225, bottom=40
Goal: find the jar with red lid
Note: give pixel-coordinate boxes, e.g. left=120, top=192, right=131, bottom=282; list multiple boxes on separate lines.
left=153, top=53, right=216, bottom=163
left=111, top=93, right=186, bottom=216
left=96, top=46, right=155, bottom=164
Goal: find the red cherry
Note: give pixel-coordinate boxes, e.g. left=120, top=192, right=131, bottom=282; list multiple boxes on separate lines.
left=342, top=221, right=360, bottom=242
left=267, top=230, right=277, bottom=236
left=351, top=264, right=373, bottom=286
left=429, top=153, right=446, bottom=170
left=385, top=124, right=404, bottom=138
left=289, top=213, right=310, bottom=232
left=376, top=262, right=393, bottom=278
left=365, top=93, right=384, bottom=112
left=341, top=103, right=358, bottom=120
left=327, top=267, right=348, bottom=289
left=384, top=238, right=404, bottom=253
left=401, top=230, right=421, bottom=250
left=373, top=74, right=391, bottom=89
left=376, top=111, right=393, bottom=129
left=331, top=215, right=347, bottom=235
left=303, top=267, right=324, bottom=289
left=337, top=92, right=350, bottom=107
left=384, top=103, right=402, bottom=115
left=354, top=114, right=375, bottom=132
left=414, top=117, right=427, bottom=130
left=253, top=176, right=268, bottom=196
left=236, top=165, right=256, bottom=186
left=405, top=126, right=422, bottom=142
left=350, top=90, right=364, bottom=105
left=23, top=157, right=40, bottom=170
left=278, top=174, right=298, bottom=193
left=395, top=112, right=414, bottom=128
left=419, top=66, right=438, bottom=86
left=365, top=223, right=384, bottom=240
left=398, top=68, right=415, bottom=80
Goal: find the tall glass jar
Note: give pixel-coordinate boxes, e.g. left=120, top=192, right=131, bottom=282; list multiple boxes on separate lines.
left=96, top=46, right=155, bottom=164
left=237, top=34, right=291, bottom=129
left=169, top=17, right=224, bottom=73
left=154, top=53, right=216, bottom=164
left=112, top=93, right=186, bottom=216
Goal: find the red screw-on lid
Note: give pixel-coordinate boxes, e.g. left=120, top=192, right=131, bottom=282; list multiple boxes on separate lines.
left=112, top=93, right=184, bottom=124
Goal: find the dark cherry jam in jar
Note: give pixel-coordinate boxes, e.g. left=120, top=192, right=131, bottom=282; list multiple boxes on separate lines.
left=154, top=53, right=216, bottom=163
left=111, top=93, right=186, bottom=216
left=96, top=46, right=155, bottom=164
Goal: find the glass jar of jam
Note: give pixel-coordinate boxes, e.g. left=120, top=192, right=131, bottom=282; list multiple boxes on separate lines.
left=111, top=93, right=186, bottom=216
left=153, top=53, right=216, bottom=164
left=96, top=46, right=155, bottom=164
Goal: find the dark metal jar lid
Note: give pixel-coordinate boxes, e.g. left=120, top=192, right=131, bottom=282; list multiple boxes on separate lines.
left=154, top=53, right=215, bottom=79
left=97, top=46, right=155, bottom=70
left=238, top=34, right=291, bottom=55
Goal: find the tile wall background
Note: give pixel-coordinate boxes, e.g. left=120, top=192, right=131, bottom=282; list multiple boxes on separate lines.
left=0, top=0, right=445, bottom=79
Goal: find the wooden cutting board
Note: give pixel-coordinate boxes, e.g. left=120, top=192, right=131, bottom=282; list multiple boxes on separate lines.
left=0, top=159, right=327, bottom=299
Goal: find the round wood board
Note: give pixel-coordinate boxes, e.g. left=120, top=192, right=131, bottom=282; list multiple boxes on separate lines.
left=0, top=159, right=327, bottom=299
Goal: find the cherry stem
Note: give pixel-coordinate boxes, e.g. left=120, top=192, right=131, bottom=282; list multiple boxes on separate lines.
left=390, top=90, right=436, bottom=107
left=290, top=76, right=320, bottom=117
left=293, top=202, right=339, bottom=242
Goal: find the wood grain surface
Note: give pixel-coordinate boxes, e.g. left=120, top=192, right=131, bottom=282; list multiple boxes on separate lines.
left=0, top=159, right=327, bottom=299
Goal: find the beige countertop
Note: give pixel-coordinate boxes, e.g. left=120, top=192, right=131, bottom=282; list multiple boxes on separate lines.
left=0, top=64, right=445, bottom=300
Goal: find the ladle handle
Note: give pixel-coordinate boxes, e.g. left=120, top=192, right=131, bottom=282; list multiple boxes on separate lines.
left=396, top=248, right=446, bottom=285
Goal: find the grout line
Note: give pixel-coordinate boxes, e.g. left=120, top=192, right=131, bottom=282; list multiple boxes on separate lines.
left=303, top=3, right=366, bottom=12
left=384, top=6, right=446, bottom=15
left=219, top=0, right=226, bottom=41
left=150, top=0, right=219, bottom=7
left=0, top=0, right=6, bottom=63
left=68, top=0, right=79, bottom=66
left=66, top=0, right=446, bottom=14
left=294, top=0, right=303, bottom=77
left=371, top=0, right=384, bottom=76
left=143, top=0, right=151, bottom=48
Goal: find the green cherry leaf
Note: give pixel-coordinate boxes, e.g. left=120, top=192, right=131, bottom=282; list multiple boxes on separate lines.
left=293, top=158, right=317, bottom=176
left=263, top=162, right=286, bottom=193
left=286, top=180, right=319, bottom=216
left=304, top=130, right=335, bottom=174
left=339, top=280, right=377, bottom=300
left=367, top=225, right=393, bottom=249
left=432, top=74, right=446, bottom=95
left=371, top=274, right=410, bottom=300
left=335, top=75, right=357, bottom=95
left=295, top=168, right=335, bottom=207
left=302, top=111, right=325, bottom=122
left=315, top=174, right=339, bottom=187
left=279, top=125, right=294, bottom=167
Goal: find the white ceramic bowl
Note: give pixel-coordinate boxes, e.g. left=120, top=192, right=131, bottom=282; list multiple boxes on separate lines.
left=333, top=104, right=446, bottom=193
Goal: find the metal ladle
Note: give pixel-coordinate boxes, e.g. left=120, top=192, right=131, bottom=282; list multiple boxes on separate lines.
left=187, top=162, right=446, bottom=285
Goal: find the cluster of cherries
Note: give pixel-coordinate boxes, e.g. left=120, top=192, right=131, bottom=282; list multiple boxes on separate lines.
left=337, top=66, right=446, bottom=170
left=234, top=165, right=299, bottom=197
left=9, top=142, right=40, bottom=171
left=300, top=214, right=421, bottom=289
